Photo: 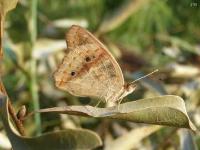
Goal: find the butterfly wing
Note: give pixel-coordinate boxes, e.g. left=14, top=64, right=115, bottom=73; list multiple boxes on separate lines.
left=53, top=25, right=124, bottom=102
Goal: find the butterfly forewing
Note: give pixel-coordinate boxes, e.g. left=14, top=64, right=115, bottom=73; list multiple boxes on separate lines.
left=54, top=25, right=125, bottom=102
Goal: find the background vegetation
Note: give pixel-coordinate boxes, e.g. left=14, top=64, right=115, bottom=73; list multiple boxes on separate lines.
left=0, top=0, right=200, bottom=149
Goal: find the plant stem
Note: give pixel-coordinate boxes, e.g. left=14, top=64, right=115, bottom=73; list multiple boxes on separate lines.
left=29, top=0, right=41, bottom=135
left=8, top=101, right=25, bottom=135
left=30, top=59, right=41, bottom=135
left=0, top=14, right=25, bottom=136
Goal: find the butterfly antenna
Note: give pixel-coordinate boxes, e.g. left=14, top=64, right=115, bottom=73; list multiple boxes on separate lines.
left=130, top=69, right=159, bottom=85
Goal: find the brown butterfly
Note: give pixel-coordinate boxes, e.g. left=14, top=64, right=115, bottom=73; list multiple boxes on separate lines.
left=53, top=25, right=157, bottom=105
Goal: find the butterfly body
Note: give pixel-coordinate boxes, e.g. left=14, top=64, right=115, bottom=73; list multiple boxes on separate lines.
left=54, top=25, right=136, bottom=103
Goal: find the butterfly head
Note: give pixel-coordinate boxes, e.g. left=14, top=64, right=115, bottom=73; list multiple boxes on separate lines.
left=124, top=83, right=137, bottom=95
left=115, top=83, right=136, bottom=102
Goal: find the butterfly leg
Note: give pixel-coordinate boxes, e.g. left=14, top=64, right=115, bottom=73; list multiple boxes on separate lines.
left=95, top=99, right=102, bottom=107
left=117, top=98, right=124, bottom=110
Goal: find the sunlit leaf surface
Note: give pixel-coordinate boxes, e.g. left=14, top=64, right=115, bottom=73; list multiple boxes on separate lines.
left=33, top=95, right=196, bottom=131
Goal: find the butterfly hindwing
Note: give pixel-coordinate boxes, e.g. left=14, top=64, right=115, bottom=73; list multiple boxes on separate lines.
left=54, top=25, right=125, bottom=102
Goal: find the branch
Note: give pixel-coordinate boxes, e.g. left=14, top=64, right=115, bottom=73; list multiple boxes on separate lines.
left=0, top=13, right=25, bottom=136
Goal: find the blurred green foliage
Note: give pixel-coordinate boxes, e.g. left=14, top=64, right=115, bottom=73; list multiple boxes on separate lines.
left=1, top=0, right=200, bottom=149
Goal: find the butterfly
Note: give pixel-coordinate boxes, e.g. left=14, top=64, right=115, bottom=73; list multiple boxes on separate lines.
left=53, top=25, right=157, bottom=105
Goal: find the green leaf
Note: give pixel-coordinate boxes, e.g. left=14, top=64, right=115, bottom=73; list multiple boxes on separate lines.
left=0, top=95, right=102, bottom=150
left=0, top=0, right=19, bottom=15
left=34, top=95, right=196, bottom=131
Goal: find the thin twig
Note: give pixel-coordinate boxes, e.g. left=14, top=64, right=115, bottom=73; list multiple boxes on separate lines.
left=0, top=81, right=25, bottom=135
left=8, top=101, right=25, bottom=135
left=0, top=14, right=25, bottom=136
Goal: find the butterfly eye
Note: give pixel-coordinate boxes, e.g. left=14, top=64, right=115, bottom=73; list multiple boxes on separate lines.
left=85, top=56, right=91, bottom=62
left=71, top=71, right=76, bottom=76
